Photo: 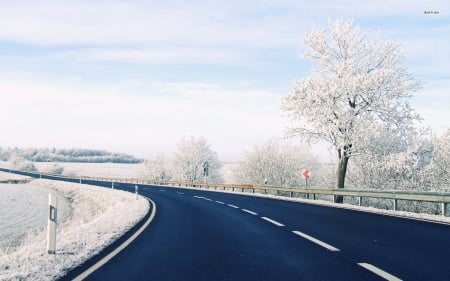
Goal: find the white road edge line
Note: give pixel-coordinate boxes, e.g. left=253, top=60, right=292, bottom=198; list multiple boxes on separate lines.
left=215, top=201, right=225, bottom=204
left=292, top=230, right=340, bottom=252
left=261, top=216, right=285, bottom=227
left=242, top=209, right=258, bottom=215
left=227, top=204, right=239, bottom=209
left=73, top=197, right=157, bottom=281
left=358, top=263, right=402, bottom=281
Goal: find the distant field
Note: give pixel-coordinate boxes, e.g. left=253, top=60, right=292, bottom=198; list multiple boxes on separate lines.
left=0, top=161, right=240, bottom=183
left=35, top=162, right=147, bottom=179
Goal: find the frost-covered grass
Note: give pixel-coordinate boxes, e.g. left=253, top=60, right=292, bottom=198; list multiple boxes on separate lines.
left=0, top=172, right=31, bottom=181
left=0, top=179, right=149, bottom=281
left=0, top=161, right=240, bottom=183
left=38, top=162, right=147, bottom=179
left=0, top=183, right=71, bottom=251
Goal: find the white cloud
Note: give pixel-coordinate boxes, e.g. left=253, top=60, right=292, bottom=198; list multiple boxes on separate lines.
left=1, top=0, right=448, bottom=161
left=0, top=75, right=285, bottom=160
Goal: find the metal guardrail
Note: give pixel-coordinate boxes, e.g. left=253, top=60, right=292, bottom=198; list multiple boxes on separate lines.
left=1, top=167, right=449, bottom=217
left=78, top=175, right=450, bottom=217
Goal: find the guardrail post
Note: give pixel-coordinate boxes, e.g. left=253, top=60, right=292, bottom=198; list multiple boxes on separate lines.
left=135, top=185, right=139, bottom=200
left=47, top=193, right=58, bottom=254
left=111, top=182, right=114, bottom=189
left=393, top=199, right=398, bottom=211
left=358, top=196, right=362, bottom=206
left=442, top=202, right=448, bottom=217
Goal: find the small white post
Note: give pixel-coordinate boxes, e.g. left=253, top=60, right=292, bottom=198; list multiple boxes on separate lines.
left=47, top=193, right=58, bottom=254
left=79, top=177, right=82, bottom=184
left=442, top=202, right=448, bottom=217
left=135, top=185, right=139, bottom=200
left=112, top=182, right=114, bottom=189
left=393, top=199, right=398, bottom=211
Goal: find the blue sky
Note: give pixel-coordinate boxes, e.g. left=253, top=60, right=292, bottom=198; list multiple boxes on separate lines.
left=0, top=0, right=449, bottom=161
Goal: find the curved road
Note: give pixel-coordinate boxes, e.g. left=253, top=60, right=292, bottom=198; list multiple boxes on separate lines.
left=66, top=183, right=450, bottom=281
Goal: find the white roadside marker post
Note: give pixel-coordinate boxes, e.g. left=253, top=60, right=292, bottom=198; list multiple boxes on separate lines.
left=135, top=185, right=139, bottom=200
left=112, top=182, right=114, bottom=189
left=47, top=193, right=58, bottom=254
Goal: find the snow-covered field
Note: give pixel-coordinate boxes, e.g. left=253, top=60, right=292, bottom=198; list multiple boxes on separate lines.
left=0, top=172, right=149, bottom=281
left=0, top=161, right=239, bottom=183
left=0, top=184, right=71, bottom=250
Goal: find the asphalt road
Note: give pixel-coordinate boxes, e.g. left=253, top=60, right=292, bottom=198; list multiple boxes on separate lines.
left=1, top=169, right=449, bottom=280
left=73, top=183, right=450, bottom=281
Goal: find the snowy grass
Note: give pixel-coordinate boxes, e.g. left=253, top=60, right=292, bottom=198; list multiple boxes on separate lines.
left=0, top=183, right=71, bottom=251
left=0, top=179, right=149, bottom=281
left=36, top=162, right=147, bottom=179
left=0, top=172, right=31, bottom=181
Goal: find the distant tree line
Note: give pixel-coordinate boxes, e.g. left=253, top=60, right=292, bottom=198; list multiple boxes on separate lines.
left=0, top=147, right=142, bottom=163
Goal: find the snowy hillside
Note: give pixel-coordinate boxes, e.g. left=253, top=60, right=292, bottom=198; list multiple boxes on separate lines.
left=0, top=176, right=149, bottom=281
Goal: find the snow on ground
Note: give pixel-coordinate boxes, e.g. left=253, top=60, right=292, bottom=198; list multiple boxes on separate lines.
left=35, top=162, right=148, bottom=179
left=0, top=184, right=71, bottom=250
left=0, top=179, right=149, bottom=281
left=0, top=161, right=239, bottom=183
left=0, top=172, right=31, bottom=181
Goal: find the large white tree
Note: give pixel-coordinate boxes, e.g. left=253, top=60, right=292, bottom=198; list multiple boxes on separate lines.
left=233, top=138, right=317, bottom=187
left=143, top=153, right=173, bottom=181
left=171, top=136, right=222, bottom=183
left=281, top=19, right=421, bottom=202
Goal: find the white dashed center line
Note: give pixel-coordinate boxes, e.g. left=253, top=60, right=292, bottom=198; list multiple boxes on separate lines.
left=204, top=198, right=213, bottom=201
left=227, top=204, right=239, bottom=209
left=193, top=196, right=203, bottom=199
left=261, top=217, right=285, bottom=227
left=177, top=192, right=184, bottom=195
left=215, top=201, right=225, bottom=204
left=242, top=209, right=258, bottom=215
left=358, top=263, right=402, bottom=281
left=292, top=230, right=340, bottom=252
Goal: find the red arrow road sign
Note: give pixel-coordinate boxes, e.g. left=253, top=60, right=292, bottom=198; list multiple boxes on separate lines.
left=302, top=169, right=311, bottom=180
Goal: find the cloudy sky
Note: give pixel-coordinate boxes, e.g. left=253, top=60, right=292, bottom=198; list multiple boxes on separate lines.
left=0, top=0, right=448, bottom=161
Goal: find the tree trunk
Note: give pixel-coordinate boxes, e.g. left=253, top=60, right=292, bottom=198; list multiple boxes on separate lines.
left=335, top=154, right=349, bottom=203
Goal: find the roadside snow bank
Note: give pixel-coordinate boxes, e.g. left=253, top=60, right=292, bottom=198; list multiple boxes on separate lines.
left=0, top=179, right=149, bottom=281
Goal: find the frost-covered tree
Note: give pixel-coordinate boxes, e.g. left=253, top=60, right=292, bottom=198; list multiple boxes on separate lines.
left=51, top=163, right=65, bottom=175
left=171, top=136, right=222, bottom=183
left=8, top=154, right=37, bottom=172
left=424, top=129, right=450, bottom=190
left=234, top=138, right=317, bottom=187
left=281, top=19, right=421, bottom=202
left=143, top=153, right=173, bottom=181
left=349, top=125, right=433, bottom=190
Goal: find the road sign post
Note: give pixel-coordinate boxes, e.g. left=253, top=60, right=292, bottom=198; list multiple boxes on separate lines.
left=203, top=161, right=209, bottom=184
left=302, top=169, right=311, bottom=199
left=47, top=193, right=58, bottom=254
